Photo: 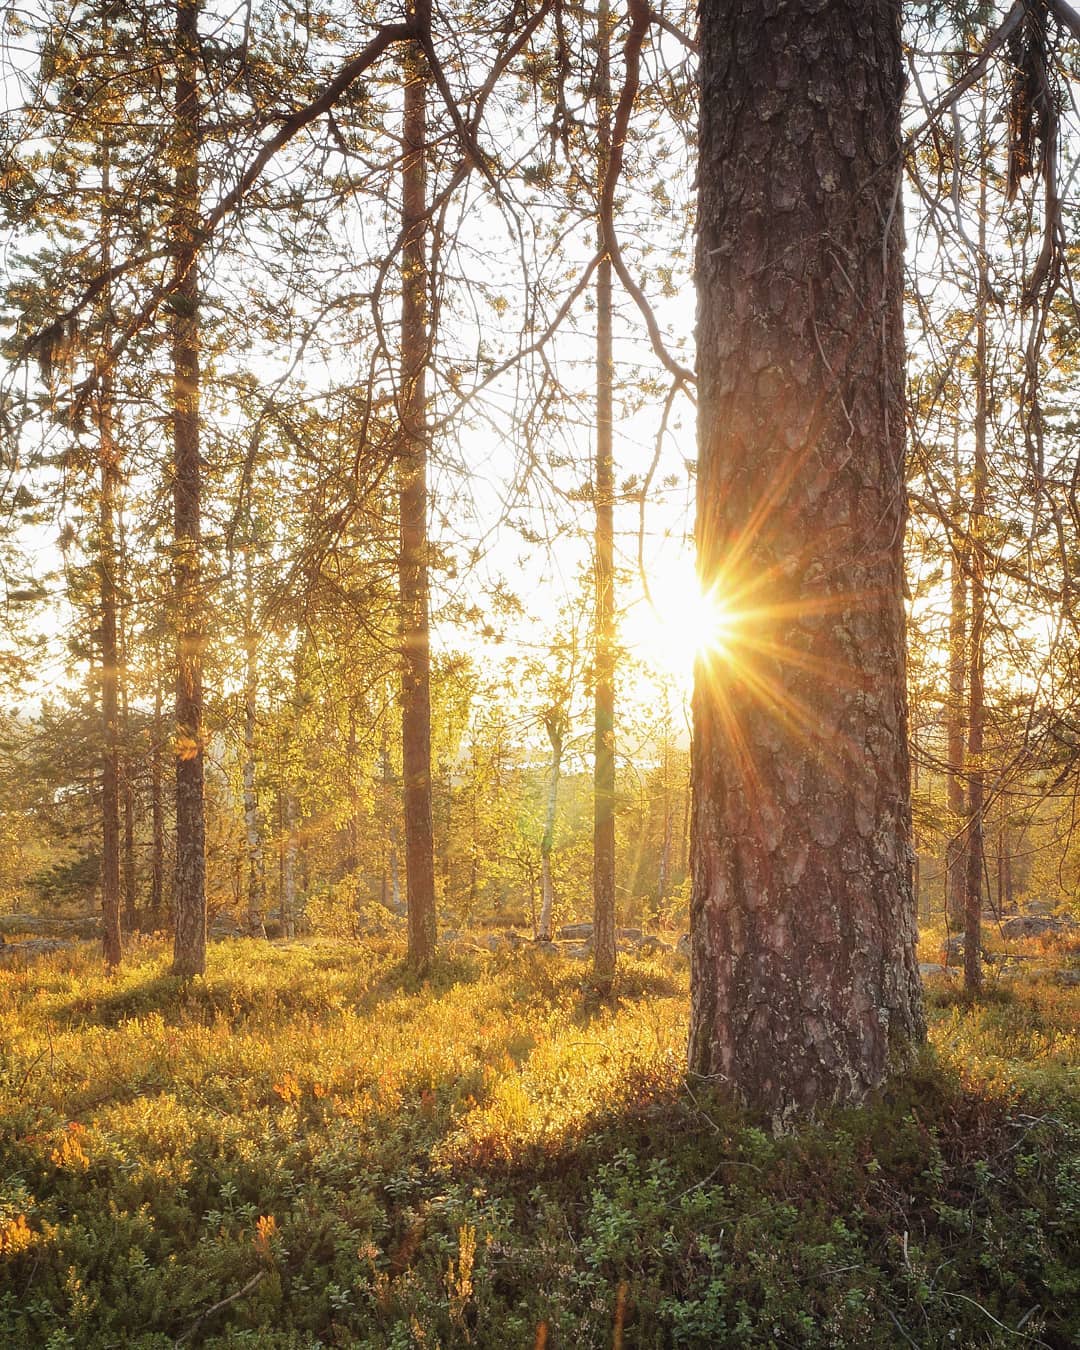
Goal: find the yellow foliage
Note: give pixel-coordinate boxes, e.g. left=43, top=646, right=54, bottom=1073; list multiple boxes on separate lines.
left=253, top=1213, right=278, bottom=1260
left=272, top=1072, right=301, bottom=1104
left=446, top=1222, right=476, bottom=1337
left=50, top=1122, right=89, bottom=1171
left=0, top=1213, right=36, bottom=1256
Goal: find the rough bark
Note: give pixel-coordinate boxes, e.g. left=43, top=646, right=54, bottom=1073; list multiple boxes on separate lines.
left=170, top=0, right=207, bottom=978
left=592, top=0, right=617, bottom=989
left=399, top=30, right=437, bottom=971
left=690, top=0, right=925, bottom=1122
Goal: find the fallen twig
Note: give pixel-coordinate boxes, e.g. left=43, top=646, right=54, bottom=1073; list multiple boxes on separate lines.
left=175, top=1269, right=267, bottom=1345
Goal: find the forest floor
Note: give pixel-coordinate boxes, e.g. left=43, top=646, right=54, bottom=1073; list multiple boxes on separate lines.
left=0, top=936, right=1077, bottom=1348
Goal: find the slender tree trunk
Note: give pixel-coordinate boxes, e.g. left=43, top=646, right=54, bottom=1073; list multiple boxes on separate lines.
left=283, top=789, right=298, bottom=940
left=276, top=785, right=284, bottom=914
left=657, top=736, right=673, bottom=920
left=399, top=28, right=437, bottom=970
left=1003, top=826, right=1014, bottom=909
left=946, top=497, right=968, bottom=929
left=690, top=0, right=924, bottom=1121
left=537, top=711, right=565, bottom=942
left=911, top=748, right=922, bottom=921
left=150, top=669, right=165, bottom=931
left=242, top=547, right=266, bottom=937
left=98, top=367, right=122, bottom=969
left=680, top=761, right=691, bottom=881
left=344, top=712, right=360, bottom=878
left=995, top=823, right=1005, bottom=917
left=390, top=839, right=402, bottom=913
left=121, top=755, right=137, bottom=931
left=378, top=726, right=393, bottom=909
left=592, top=0, right=617, bottom=988
left=119, top=509, right=137, bottom=934
left=171, top=0, right=207, bottom=977
left=964, top=149, right=990, bottom=996
left=92, top=0, right=122, bottom=972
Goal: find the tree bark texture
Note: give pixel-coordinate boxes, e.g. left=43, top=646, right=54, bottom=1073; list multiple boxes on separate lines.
left=171, top=0, right=207, bottom=978
left=690, top=0, right=925, bottom=1121
left=399, top=34, right=437, bottom=970
left=592, top=0, right=617, bottom=989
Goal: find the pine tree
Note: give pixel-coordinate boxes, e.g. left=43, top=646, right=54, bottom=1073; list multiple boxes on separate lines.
left=689, top=0, right=925, bottom=1119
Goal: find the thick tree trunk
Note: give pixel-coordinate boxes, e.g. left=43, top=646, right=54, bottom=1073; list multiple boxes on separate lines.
left=399, top=31, right=437, bottom=970
left=171, top=0, right=207, bottom=978
left=592, top=0, right=617, bottom=989
left=690, top=0, right=924, bottom=1121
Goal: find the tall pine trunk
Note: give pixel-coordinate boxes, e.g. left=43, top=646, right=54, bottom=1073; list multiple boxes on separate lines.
left=170, top=0, right=207, bottom=977
left=964, top=150, right=990, bottom=996
left=690, top=0, right=924, bottom=1120
left=399, top=29, right=437, bottom=970
left=592, top=0, right=617, bottom=989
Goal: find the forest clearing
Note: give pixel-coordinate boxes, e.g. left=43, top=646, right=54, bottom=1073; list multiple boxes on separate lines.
left=0, top=935, right=1077, bottom=1347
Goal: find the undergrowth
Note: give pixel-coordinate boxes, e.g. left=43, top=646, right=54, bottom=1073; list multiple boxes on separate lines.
left=0, top=938, right=1077, bottom=1347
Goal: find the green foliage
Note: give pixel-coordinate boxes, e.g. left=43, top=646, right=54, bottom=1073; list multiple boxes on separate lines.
left=0, top=942, right=1077, bottom=1346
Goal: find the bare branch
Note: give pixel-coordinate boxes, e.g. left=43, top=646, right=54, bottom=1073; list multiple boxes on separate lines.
left=601, top=0, right=695, bottom=388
